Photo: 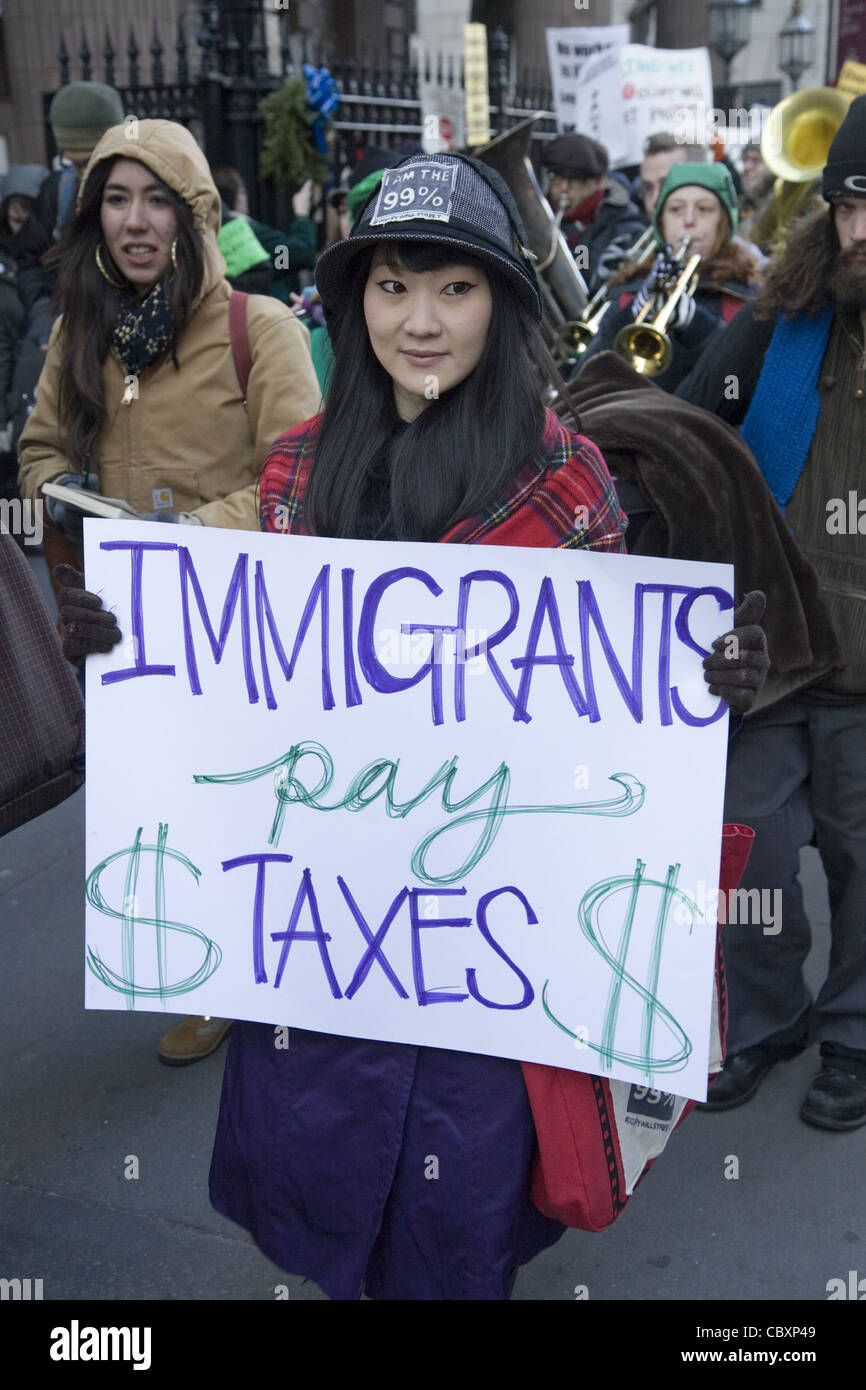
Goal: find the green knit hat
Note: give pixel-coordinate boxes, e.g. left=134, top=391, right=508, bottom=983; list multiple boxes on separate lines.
left=49, top=82, right=125, bottom=151
left=652, top=161, right=739, bottom=247
left=347, top=167, right=388, bottom=225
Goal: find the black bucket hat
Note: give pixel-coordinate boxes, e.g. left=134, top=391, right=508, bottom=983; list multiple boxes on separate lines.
left=315, top=152, right=543, bottom=322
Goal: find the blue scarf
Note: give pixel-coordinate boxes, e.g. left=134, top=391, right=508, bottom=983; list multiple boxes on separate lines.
left=739, top=304, right=833, bottom=508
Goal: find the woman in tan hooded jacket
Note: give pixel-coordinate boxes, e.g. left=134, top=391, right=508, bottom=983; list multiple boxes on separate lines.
left=18, top=119, right=321, bottom=1065
left=19, top=118, right=320, bottom=532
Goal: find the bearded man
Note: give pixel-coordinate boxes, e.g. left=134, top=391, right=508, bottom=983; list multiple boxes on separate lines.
left=676, top=95, right=866, bottom=1129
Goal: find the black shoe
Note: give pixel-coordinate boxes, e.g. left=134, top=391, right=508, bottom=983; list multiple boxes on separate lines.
left=801, top=1066, right=866, bottom=1131
left=699, top=1038, right=805, bottom=1111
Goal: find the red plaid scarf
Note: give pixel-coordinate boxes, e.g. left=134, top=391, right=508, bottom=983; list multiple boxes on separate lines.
left=259, top=407, right=626, bottom=554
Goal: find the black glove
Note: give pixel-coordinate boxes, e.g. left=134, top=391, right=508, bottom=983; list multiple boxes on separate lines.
left=54, top=564, right=123, bottom=667
left=702, top=590, right=770, bottom=714
left=43, top=473, right=100, bottom=544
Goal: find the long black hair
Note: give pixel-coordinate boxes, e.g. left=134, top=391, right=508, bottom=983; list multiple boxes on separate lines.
left=52, top=155, right=204, bottom=471
left=305, top=240, right=578, bottom=542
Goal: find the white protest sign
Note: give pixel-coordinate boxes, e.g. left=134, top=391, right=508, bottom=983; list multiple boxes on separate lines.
left=545, top=25, right=629, bottom=133
left=572, top=46, right=629, bottom=166
left=578, top=45, right=714, bottom=169
left=84, top=522, right=733, bottom=1101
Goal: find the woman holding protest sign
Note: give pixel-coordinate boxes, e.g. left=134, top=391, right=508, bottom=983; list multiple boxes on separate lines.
left=19, top=119, right=320, bottom=1066
left=62, top=152, right=769, bottom=1300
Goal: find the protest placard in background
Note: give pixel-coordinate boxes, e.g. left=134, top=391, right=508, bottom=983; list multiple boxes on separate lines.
left=545, top=25, right=630, bottom=133
left=576, top=45, right=714, bottom=169
left=83, top=522, right=733, bottom=1101
left=464, top=23, right=491, bottom=148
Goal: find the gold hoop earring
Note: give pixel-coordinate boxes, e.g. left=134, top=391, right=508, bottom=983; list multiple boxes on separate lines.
left=95, top=244, right=125, bottom=289
left=170, top=237, right=179, bottom=271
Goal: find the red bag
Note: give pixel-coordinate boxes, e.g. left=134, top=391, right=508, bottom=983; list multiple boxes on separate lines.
left=521, top=823, right=755, bottom=1231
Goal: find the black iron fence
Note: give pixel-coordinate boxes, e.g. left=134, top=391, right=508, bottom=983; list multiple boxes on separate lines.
left=46, top=5, right=556, bottom=231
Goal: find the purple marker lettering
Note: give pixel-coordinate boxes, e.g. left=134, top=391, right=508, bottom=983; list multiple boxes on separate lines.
left=455, top=570, right=521, bottom=722
left=179, top=548, right=258, bottom=702
left=578, top=579, right=644, bottom=724
left=357, top=566, right=442, bottom=702
left=511, top=576, right=588, bottom=722
left=100, top=540, right=178, bottom=684
left=466, top=885, right=536, bottom=1010
left=341, top=568, right=362, bottom=707
left=221, top=853, right=293, bottom=984
left=403, top=623, right=461, bottom=726
left=339, top=878, right=410, bottom=999
left=254, top=560, right=335, bottom=713
left=409, top=887, right=470, bottom=1006
left=670, top=586, right=732, bottom=726
left=270, top=867, right=343, bottom=997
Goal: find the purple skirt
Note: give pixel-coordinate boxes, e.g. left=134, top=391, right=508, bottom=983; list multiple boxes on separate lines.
left=209, top=1021, right=565, bottom=1299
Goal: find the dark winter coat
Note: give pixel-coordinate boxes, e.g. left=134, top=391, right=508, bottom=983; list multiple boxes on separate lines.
left=677, top=301, right=866, bottom=701
left=570, top=351, right=843, bottom=713
left=674, top=299, right=773, bottom=421
left=562, top=180, right=646, bottom=288
left=0, top=259, right=25, bottom=428
left=248, top=214, right=317, bottom=303
left=209, top=408, right=627, bottom=1301
left=12, top=167, right=72, bottom=312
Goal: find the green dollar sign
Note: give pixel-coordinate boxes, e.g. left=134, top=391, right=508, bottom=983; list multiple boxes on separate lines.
left=542, top=860, right=696, bottom=1081
left=86, top=824, right=222, bottom=1009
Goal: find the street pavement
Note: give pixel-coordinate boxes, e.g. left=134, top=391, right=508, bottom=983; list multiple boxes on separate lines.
left=2, top=556, right=863, bottom=1303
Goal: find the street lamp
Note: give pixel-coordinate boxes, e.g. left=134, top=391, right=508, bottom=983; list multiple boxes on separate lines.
left=778, top=0, right=817, bottom=90
left=708, top=0, right=752, bottom=107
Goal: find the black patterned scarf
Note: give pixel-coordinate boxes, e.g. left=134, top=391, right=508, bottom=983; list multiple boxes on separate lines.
left=111, top=279, right=176, bottom=376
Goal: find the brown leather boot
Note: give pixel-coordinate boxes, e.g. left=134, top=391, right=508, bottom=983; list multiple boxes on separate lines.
left=157, top=1015, right=233, bottom=1066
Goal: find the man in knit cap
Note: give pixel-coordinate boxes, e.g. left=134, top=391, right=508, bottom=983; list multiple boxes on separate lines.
left=20, top=82, right=125, bottom=311
left=677, top=95, right=866, bottom=1130
left=541, top=132, right=645, bottom=288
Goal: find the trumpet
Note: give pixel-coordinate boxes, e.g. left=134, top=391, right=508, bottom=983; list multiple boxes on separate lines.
left=553, top=226, right=659, bottom=363
left=613, top=237, right=701, bottom=377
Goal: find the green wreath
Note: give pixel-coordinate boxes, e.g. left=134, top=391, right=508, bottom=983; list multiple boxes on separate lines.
left=259, top=77, right=331, bottom=191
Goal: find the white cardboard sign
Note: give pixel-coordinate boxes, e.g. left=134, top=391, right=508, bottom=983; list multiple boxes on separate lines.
left=576, top=44, right=714, bottom=169
left=84, top=522, right=733, bottom=1101
left=545, top=25, right=630, bottom=134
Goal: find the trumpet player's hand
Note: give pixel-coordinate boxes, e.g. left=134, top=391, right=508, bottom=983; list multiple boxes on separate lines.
left=670, top=290, right=697, bottom=331
left=630, top=247, right=681, bottom=317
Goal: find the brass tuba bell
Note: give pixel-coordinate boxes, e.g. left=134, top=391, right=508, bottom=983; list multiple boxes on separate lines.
left=754, top=85, right=852, bottom=240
